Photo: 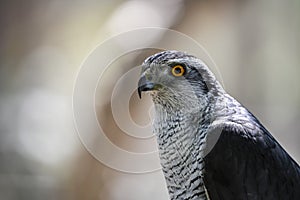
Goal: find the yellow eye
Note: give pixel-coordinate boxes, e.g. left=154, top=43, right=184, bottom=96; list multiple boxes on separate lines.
left=171, top=65, right=185, bottom=77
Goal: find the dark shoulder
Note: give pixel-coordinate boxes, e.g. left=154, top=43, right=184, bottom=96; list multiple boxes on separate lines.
left=203, top=124, right=300, bottom=200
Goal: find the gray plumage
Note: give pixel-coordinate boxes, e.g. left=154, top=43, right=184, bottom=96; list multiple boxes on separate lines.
left=138, top=50, right=300, bottom=200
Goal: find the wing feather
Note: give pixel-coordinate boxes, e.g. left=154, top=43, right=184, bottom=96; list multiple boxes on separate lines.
left=204, top=122, right=300, bottom=200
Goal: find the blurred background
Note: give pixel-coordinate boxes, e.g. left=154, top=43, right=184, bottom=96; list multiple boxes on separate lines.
left=0, top=0, right=299, bottom=199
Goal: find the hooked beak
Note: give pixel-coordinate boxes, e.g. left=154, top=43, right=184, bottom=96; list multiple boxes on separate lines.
left=137, top=75, right=156, bottom=98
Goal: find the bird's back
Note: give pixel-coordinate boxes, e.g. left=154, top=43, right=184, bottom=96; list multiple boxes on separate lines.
left=204, top=117, right=300, bottom=200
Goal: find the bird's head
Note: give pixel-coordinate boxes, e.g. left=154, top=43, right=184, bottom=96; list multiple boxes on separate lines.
left=138, top=50, right=224, bottom=112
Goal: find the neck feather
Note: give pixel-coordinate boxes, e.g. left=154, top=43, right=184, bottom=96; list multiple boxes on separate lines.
left=153, top=104, right=209, bottom=199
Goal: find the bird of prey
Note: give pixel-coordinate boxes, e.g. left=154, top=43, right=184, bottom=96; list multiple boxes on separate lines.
left=137, top=50, right=300, bottom=200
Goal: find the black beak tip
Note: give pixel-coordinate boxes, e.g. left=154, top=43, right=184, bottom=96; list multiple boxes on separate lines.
left=137, top=76, right=155, bottom=99
left=137, top=83, right=155, bottom=99
left=138, top=87, right=142, bottom=99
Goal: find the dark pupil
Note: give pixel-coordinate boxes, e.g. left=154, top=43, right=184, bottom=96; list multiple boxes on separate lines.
left=174, top=67, right=182, bottom=74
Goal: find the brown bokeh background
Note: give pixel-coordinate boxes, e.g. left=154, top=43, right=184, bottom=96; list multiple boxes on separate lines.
left=0, top=0, right=299, bottom=199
